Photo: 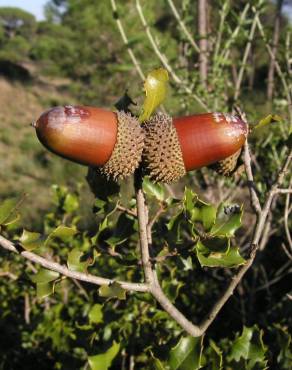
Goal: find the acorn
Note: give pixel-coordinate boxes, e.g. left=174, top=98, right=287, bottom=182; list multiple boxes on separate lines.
left=34, top=105, right=144, bottom=181
left=142, top=112, right=248, bottom=183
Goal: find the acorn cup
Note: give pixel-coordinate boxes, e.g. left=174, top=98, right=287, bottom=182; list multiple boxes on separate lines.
left=34, top=105, right=144, bottom=181
left=142, top=112, right=248, bottom=183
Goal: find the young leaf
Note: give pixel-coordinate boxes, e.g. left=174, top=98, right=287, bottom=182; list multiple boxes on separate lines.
left=139, top=68, right=169, bottom=122
left=20, top=230, right=43, bottom=251
left=99, top=282, right=126, bottom=300
left=167, top=336, right=204, bottom=370
left=88, top=304, right=103, bottom=325
left=88, top=341, right=120, bottom=370
left=254, top=114, right=283, bottom=130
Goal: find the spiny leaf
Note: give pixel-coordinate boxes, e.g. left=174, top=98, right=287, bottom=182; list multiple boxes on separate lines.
left=168, top=336, right=204, bottom=370
left=36, top=282, right=55, bottom=299
left=210, top=203, right=242, bottom=237
left=88, top=341, right=120, bottom=370
left=30, top=268, right=59, bottom=284
left=99, top=282, right=126, bottom=300
left=200, top=205, right=217, bottom=230
left=203, top=340, right=223, bottom=370
left=228, top=326, right=268, bottom=368
left=196, top=240, right=245, bottom=268
left=20, top=229, right=43, bottom=251
left=143, top=177, right=165, bottom=201
left=183, top=188, right=198, bottom=214
left=45, top=225, right=77, bottom=245
left=0, top=198, right=22, bottom=226
left=67, top=248, right=88, bottom=272
left=139, top=68, right=169, bottom=122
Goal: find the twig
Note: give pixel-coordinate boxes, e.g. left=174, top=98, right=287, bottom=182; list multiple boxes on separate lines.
left=0, top=235, right=148, bottom=293
left=233, top=8, right=258, bottom=102
left=199, top=148, right=292, bottom=333
left=243, top=140, right=262, bottom=216
left=134, top=170, right=202, bottom=336
left=255, top=267, right=292, bottom=292
left=24, top=293, right=31, bottom=324
left=116, top=204, right=137, bottom=217
left=254, top=10, right=292, bottom=126
left=134, top=171, right=155, bottom=285
left=135, top=0, right=209, bottom=111
left=147, top=204, right=165, bottom=236
left=276, top=188, right=292, bottom=194
left=166, top=0, right=200, bottom=53
left=284, top=184, right=292, bottom=251
left=110, top=0, right=145, bottom=81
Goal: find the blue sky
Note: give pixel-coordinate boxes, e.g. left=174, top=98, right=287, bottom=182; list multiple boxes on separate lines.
left=0, top=0, right=47, bottom=20
left=0, top=0, right=291, bottom=22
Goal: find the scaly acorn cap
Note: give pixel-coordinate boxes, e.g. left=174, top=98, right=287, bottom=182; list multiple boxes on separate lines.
left=34, top=106, right=144, bottom=182
left=142, top=113, right=186, bottom=183
left=142, top=112, right=247, bottom=183
left=99, top=111, right=144, bottom=180
left=209, top=149, right=242, bottom=176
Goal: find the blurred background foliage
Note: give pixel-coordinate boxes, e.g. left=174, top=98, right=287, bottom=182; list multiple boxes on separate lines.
left=0, top=0, right=291, bottom=369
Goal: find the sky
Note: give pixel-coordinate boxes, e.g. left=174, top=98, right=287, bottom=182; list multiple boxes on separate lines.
left=0, top=0, right=47, bottom=20
left=0, top=0, right=291, bottom=22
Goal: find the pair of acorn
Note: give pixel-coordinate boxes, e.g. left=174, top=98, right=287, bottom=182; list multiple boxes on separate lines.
left=34, top=105, right=248, bottom=183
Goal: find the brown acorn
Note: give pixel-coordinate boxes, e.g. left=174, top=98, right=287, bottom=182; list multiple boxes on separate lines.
left=143, top=112, right=248, bottom=183
left=34, top=105, right=144, bottom=181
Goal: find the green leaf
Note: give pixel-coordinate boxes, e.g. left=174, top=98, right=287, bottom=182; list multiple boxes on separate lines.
left=139, top=68, right=169, bottom=122
left=273, top=324, right=292, bottom=368
left=166, top=210, right=184, bottom=243
left=99, top=282, right=126, bottom=300
left=203, top=340, right=223, bottom=370
left=88, top=341, right=120, bottom=370
left=210, top=203, right=242, bottom=237
left=228, top=326, right=268, bottom=368
left=67, top=248, right=87, bottom=272
left=200, top=205, right=217, bottom=230
left=63, top=193, right=79, bottom=213
left=19, top=229, right=43, bottom=251
left=143, top=177, right=165, bottom=201
left=168, top=336, right=204, bottom=370
left=30, top=268, right=59, bottom=284
left=254, top=114, right=283, bottom=130
left=183, top=188, right=198, bottom=214
left=0, top=198, right=21, bottom=226
left=36, top=282, right=55, bottom=299
left=46, top=225, right=77, bottom=244
left=105, top=213, right=135, bottom=247
left=151, top=355, right=166, bottom=370
left=180, top=256, right=193, bottom=271
left=89, top=304, right=103, bottom=325
left=196, top=240, right=245, bottom=268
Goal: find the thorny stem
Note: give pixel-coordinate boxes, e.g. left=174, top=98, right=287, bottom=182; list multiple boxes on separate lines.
left=0, top=235, right=148, bottom=293
left=1, top=147, right=291, bottom=337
